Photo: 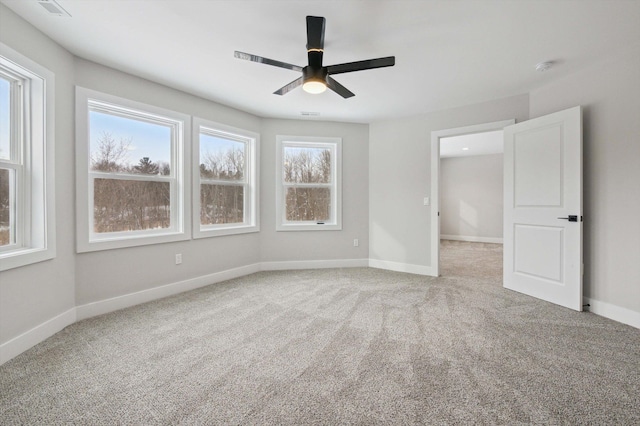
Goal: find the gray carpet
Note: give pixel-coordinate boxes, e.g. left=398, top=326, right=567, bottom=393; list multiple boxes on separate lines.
left=1, top=241, right=639, bottom=425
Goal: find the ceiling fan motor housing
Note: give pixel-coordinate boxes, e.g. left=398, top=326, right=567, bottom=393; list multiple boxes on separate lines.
left=303, top=66, right=328, bottom=85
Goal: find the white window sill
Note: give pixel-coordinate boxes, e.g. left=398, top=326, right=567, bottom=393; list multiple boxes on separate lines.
left=276, top=223, right=342, bottom=232
left=78, top=231, right=189, bottom=253
left=0, top=247, right=56, bottom=272
left=194, top=224, right=260, bottom=239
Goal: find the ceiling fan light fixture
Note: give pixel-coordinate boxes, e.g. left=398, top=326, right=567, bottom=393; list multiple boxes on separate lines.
left=303, top=79, right=327, bottom=94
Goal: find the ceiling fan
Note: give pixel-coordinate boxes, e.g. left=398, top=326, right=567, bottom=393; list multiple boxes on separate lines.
left=234, top=16, right=395, bottom=98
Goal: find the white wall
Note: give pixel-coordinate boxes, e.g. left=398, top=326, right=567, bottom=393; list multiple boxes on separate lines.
left=369, top=94, right=529, bottom=272
left=0, top=5, right=76, bottom=348
left=440, top=154, right=503, bottom=242
left=529, top=45, right=640, bottom=318
left=259, top=119, right=369, bottom=265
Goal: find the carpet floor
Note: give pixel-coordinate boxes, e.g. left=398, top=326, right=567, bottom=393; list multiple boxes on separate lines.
left=1, top=241, right=639, bottom=425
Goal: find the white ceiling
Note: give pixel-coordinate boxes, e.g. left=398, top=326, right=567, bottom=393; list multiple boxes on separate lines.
left=2, top=0, right=639, bottom=123
left=440, top=130, right=503, bottom=158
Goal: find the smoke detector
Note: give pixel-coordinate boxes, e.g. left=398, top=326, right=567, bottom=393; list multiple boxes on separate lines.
left=535, top=61, right=553, bottom=72
left=37, top=0, right=71, bottom=17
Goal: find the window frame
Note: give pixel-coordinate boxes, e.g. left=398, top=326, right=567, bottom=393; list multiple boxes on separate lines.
left=0, top=43, right=56, bottom=272
left=0, top=67, right=23, bottom=252
left=192, top=118, right=259, bottom=238
left=275, top=135, right=342, bottom=231
left=75, top=86, right=191, bottom=252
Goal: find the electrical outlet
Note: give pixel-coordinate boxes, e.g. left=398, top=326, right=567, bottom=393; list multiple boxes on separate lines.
left=175, top=254, right=182, bottom=265
left=353, top=239, right=359, bottom=247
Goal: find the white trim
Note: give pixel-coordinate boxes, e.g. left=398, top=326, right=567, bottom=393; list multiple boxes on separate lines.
left=76, top=263, right=261, bottom=320
left=585, top=297, right=640, bottom=329
left=261, top=258, right=368, bottom=271
left=368, top=259, right=434, bottom=276
left=441, top=235, right=503, bottom=244
left=430, top=119, right=514, bottom=278
left=0, top=308, right=75, bottom=365
left=76, top=260, right=368, bottom=320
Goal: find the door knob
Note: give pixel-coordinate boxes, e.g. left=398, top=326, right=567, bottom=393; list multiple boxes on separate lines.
left=557, top=215, right=580, bottom=222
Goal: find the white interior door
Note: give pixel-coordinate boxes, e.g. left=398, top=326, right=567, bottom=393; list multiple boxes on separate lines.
left=503, top=106, right=583, bottom=310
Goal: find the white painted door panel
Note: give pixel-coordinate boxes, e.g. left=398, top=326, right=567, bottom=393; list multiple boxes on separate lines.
left=504, top=106, right=582, bottom=311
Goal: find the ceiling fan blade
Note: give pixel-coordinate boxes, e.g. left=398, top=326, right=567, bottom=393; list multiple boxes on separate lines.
left=273, top=77, right=304, bottom=95
left=306, top=16, right=326, bottom=51
left=327, top=76, right=355, bottom=99
left=326, top=56, right=395, bottom=75
left=234, top=51, right=303, bottom=72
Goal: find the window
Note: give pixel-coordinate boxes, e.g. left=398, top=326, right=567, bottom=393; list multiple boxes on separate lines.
left=76, top=87, right=190, bottom=252
left=0, top=43, right=55, bottom=271
left=193, top=118, right=258, bottom=238
left=276, top=136, right=342, bottom=231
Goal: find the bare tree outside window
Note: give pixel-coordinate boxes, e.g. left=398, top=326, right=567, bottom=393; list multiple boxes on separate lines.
left=91, top=131, right=172, bottom=233
left=199, top=134, right=246, bottom=225
left=90, top=131, right=130, bottom=172
left=0, top=168, right=10, bottom=245
left=283, top=146, right=331, bottom=222
left=0, top=77, right=13, bottom=246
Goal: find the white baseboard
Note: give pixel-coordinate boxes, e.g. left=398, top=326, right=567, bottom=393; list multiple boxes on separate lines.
left=584, top=297, right=640, bottom=329
left=75, top=259, right=369, bottom=321
left=261, top=258, right=369, bottom=271
left=0, top=308, right=76, bottom=365
left=76, top=263, right=261, bottom=321
left=368, top=259, right=435, bottom=276
left=3, top=260, right=371, bottom=365
left=441, top=235, right=503, bottom=244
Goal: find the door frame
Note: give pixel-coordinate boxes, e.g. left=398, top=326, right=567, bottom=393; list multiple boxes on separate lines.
left=430, top=119, right=515, bottom=277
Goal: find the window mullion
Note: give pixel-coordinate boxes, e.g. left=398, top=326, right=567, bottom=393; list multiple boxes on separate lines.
left=89, top=171, right=173, bottom=182
left=200, top=179, right=245, bottom=186
left=282, top=183, right=332, bottom=188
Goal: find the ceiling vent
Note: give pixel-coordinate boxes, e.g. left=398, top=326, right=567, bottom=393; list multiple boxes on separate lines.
left=37, top=0, right=71, bottom=17
left=300, top=111, right=320, bottom=117
left=535, top=61, right=553, bottom=72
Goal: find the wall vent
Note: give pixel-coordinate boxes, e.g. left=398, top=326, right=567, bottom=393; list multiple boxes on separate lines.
left=38, top=0, right=71, bottom=17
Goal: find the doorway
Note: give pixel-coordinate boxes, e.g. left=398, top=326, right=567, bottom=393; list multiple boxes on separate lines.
left=430, top=119, right=514, bottom=277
